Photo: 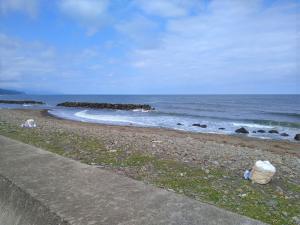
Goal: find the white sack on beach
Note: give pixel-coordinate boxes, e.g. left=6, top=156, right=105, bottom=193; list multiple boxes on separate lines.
left=21, top=119, right=37, bottom=128
left=250, top=160, right=276, bottom=184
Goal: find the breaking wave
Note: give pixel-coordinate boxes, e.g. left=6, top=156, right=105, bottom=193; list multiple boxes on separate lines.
left=74, top=110, right=147, bottom=125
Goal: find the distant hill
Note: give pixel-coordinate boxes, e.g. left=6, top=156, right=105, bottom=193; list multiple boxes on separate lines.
left=0, top=89, right=25, bottom=95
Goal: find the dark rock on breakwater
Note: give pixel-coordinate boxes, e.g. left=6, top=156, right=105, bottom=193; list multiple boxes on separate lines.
left=280, top=133, right=289, bottom=137
left=295, top=134, right=300, bottom=141
left=177, top=123, right=183, bottom=126
left=57, top=102, right=154, bottom=110
left=235, top=127, right=249, bottom=134
left=218, top=127, right=225, bottom=130
left=0, top=100, right=44, bottom=104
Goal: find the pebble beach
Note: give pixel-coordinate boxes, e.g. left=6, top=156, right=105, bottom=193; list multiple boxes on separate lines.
left=0, top=108, right=299, bottom=225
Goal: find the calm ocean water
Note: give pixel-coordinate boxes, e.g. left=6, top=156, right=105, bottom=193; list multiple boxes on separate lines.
left=1, top=95, right=299, bottom=141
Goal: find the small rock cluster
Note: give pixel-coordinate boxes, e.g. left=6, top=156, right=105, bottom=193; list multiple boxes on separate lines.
left=235, top=127, right=300, bottom=141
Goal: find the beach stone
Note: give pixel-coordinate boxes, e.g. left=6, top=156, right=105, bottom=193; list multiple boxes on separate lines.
left=235, top=127, right=249, bottom=134
left=276, top=186, right=284, bottom=195
left=268, top=130, right=279, bottom=134
left=238, top=193, right=247, bottom=198
left=257, top=130, right=266, bottom=133
left=177, top=123, right=183, bottom=126
left=280, top=133, right=289, bottom=137
left=295, top=134, right=300, bottom=141
left=192, top=124, right=207, bottom=128
left=292, top=216, right=300, bottom=225
left=218, top=128, right=225, bottom=130
left=266, top=199, right=278, bottom=209
left=252, top=131, right=257, bottom=133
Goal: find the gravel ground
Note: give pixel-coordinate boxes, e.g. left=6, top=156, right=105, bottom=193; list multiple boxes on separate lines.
left=1, top=109, right=299, bottom=183
left=1, top=109, right=300, bottom=225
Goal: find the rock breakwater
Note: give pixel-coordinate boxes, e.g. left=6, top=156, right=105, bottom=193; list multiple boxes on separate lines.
left=57, top=102, right=154, bottom=110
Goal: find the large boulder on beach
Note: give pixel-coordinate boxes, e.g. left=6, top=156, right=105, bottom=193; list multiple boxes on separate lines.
left=295, top=134, right=300, bottom=141
left=235, top=127, right=249, bottom=134
left=257, top=130, right=266, bottom=133
left=268, top=130, right=279, bottom=134
left=192, top=123, right=207, bottom=128
left=280, top=133, right=289, bottom=137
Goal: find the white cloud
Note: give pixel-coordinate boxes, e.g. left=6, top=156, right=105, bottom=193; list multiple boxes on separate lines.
left=0, top=34, right=56, bottom=82
left=0, top=0, right=39, bottom=17
left=0, top=33, right=119, bottom=93
left=130, top=0, right=300, bottom=93
left=116, top=15, right=161, bottom=48
left=1, top=0, right=299, bottom=94
left=58, top=0, right=110, bottom=35
left=135, top=0, right=201, bottom=17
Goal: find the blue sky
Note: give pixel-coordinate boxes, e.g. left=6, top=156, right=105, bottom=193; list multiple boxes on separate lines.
left=0, top=0, right=299, bottom=94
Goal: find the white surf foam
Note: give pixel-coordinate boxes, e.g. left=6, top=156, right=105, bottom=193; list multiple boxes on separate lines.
left=132, top=109, right=150, bottom=112
left=74, top=110, right=147, bottom=125
left=232, top=122, right=273, bottom=129
left=47, top=108, right=298, bottom=142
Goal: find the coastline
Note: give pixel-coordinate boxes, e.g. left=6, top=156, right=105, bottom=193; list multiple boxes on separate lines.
left=0, top=108, right=300, bottom=225
left=44, top=108, right=300, bottom=156
left=47, top=107, right=300, bottom=142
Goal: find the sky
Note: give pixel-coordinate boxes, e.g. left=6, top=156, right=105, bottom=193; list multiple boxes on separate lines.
left=0, top=0, right=299, bottom=94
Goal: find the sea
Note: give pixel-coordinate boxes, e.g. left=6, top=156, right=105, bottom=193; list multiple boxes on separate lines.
left=0, top=94, right=299, bottom=141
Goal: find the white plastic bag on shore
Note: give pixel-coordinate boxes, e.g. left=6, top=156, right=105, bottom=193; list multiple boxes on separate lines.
left=21, top=119, right=37, bottom=128
left=250, top=160, right=276, bottom=184
left=243, top=170, right=251, bottom=180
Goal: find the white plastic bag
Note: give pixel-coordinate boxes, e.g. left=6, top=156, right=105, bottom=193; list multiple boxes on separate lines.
left=21, top=119, right=37, bottom=128
left=243, top=170, right=251, bottom=180
left=250, top=160, right=276, bottom=184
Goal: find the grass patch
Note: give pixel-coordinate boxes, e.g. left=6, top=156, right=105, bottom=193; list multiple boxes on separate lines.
left=0, top=119, right=299, bottom=225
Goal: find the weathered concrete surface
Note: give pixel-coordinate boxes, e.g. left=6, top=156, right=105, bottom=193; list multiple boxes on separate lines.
left=0, top=135, right=266, bottom=225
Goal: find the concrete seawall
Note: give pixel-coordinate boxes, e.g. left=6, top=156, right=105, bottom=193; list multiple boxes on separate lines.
left=0, top=175, right=69, bottom=225
left=0, top=135, right=265, bottom=225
